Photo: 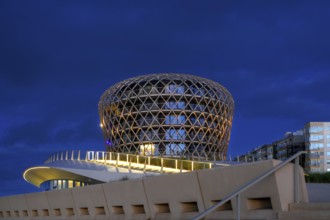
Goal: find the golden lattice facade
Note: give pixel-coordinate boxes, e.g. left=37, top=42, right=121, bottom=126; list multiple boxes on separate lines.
left=98, top=73, right=234, bottom=159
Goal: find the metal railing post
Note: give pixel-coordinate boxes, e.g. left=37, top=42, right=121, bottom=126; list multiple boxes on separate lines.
left=144, top=158, right=147, bottom=173
left=236, top=194, right=240, bottom=220
left=294, top=157, right=300, bottom=203
left=180, top=160, right=183, bottom=173
left=161, top=158, right=164, bottom=173
left=129, top=156, right=132, bottom=171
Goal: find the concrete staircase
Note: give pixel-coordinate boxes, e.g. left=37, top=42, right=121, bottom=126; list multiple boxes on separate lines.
left=278, top=203, right=330, bottom=220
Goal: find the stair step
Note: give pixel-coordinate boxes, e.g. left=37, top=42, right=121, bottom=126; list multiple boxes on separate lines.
left=279, top=210, right=330, bottom=220
left=289, top=202, right=330, bottom=211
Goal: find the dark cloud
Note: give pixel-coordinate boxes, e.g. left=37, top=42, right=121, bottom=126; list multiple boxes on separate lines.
left=0, top=119, right=52, bottom=147
left=235, top=70, right=330, bottom=119
left=0, top=150, right=48, bottom=196
left=53, top=117, right=104, bottom=146
left=0, top=116, right=103, bottom=150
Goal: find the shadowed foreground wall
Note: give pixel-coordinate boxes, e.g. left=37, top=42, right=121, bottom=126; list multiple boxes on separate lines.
left=0, top=160, right=307, bottom=220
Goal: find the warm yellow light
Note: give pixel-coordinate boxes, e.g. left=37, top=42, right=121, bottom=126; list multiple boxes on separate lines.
left=100, top=123, right=103, bottom=128
left=140, top=144, right=155, bottom=156
left=23, top=166, right=50, bottom=181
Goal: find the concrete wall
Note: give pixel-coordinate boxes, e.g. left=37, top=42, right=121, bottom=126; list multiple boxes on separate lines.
left=307, top=183, right=330, bottom=202
left=0, top=160, right=307, bottom=220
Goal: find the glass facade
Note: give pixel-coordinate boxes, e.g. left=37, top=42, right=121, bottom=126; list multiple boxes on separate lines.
left=40, top=179, right=90, bottom=191
left=305, top=122, right=330, bottom=173
left=98, top=73, right=234, bottom=159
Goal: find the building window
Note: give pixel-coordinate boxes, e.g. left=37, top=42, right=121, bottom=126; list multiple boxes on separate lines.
left=68, top=180, right=74, bottom=188
left=310, top=152, right=320, bottom=158
left=165, top=143, right=185, bottom=155
left=165, top=115, right=185, bottom=125
left=310, top=143, right=324, bottom=149
left=165, top=129, right=186, bottom=140
left=309, top=134, right=324, bottom=141
left=309, top=126, right=324, bottom=133
left=165, top=101, right=185, bottom=110
left=310, top=160, right=320, bottom=167
left=166, top=84, right=185, bottom=94
left=327, top=152, right=330, bottom=156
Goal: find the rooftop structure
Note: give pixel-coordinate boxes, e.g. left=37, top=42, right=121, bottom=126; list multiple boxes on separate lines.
left=98, top=73, right=234, bottom=160
left=23, top=73, right=235, bottom=191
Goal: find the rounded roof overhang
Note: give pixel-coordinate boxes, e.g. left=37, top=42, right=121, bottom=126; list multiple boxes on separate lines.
left=23, top=166, right=102, bottom=188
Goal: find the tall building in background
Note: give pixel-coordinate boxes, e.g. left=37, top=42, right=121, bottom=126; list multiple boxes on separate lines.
left=304, top=122, right=330, bottom=172
left=238, top=122, right=330, bottom=173
left=98, top=73, right=234, bottom=160
left=273, top=130, right=305, bottom=163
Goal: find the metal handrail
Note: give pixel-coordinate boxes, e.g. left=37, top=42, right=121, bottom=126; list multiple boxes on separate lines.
left=192, top=151, right=306, bottom=220
left=44, top=150, right=214, bottom=172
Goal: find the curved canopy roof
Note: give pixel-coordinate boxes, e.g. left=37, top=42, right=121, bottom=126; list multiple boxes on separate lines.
left=23, top=166, right=103, bottom=187
left=23, top=160, right=149, bottom=188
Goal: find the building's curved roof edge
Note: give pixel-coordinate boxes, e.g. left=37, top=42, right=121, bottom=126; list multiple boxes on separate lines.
left=23, top=160, right=157, bottom=188
left=23, top=166, right=104, bottom=188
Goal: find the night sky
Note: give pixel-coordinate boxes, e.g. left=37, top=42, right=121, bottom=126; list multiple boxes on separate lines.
left=1, top=1, right=330, bottom=196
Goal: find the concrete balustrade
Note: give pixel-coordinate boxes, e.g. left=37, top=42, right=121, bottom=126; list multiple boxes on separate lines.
left=0, top=159, right=308, bottom=220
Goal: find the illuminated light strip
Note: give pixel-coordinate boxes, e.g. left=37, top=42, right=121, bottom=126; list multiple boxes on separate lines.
left=23, top=166, right=51, bottom=182
left=95, top=159, right=190, bottom=173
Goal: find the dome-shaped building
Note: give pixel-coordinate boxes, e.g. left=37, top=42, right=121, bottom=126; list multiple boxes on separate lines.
left=98, top=73, right=234, bottom=160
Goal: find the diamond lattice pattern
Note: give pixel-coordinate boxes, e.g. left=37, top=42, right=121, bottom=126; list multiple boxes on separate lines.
left=98, top=73, right=234, bottom=160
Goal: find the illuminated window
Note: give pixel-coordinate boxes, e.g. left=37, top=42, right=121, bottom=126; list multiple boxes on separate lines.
left=58, top=180, right=62, bottom=189
left=68, top=180, right=74, bottom=188
left=140, top=144, right=155, bottom=155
